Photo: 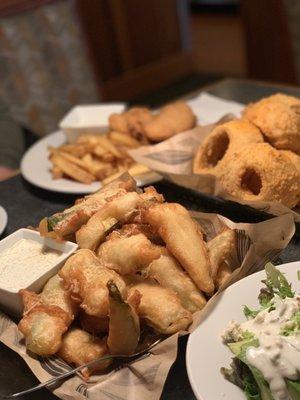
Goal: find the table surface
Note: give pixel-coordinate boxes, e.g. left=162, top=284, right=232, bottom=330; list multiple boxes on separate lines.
left=0, top=78, right=300, bottom=400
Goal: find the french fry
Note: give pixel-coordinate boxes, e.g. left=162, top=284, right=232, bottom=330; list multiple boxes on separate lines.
left=96, top=136, right=123, bottom=158
left=76, top=135, right=101, bottom=146
left=58, top=151, right=94, bottom=173
left=93, top=145, right=107, bottom=157
left=109, top=131, right=141, bottom=149
left=101, top=169, right=127, bottom=185
left=59, top=144, right=90, bottom=157
left=51, top=154, right=95, bottom=184
left=51, top=166, right=63, bottom=179
left=82, top=154, right=114, bottom=179
left=128, top=163, right=150, bottom=176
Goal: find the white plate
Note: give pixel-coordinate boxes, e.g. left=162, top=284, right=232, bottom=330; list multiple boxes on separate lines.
left=21, top=131, right=161, bottom=194
left=186, top=261, right=300, bottom=400
left=0, top=206, right=7, bottom=236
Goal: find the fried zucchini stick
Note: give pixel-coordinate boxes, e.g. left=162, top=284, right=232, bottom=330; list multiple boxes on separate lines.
left=97, top=233, right=164, bottom=275
left=76, top=186, right=163, bottom=250
left=43, top=174, right=136, bottom=237
left=79, top=313, right=109, bottom=334
left=59, top=249, right=126, bottom=317
left=76, top=191, right=140, bottom=250
left=146, top=254, right=207, bottom=313
left=207, top=228, right=236, bottom=279
left=127, top=280, right=192, bottom=334
left=18, top=275, right=77, bottom=356
left=142, top=203, right=214, bottom=293
left=215, top=262, right=232, bottom=289
left=107, top=281, right=140, bottom=355
left=58, top=328, right=111, bottom=378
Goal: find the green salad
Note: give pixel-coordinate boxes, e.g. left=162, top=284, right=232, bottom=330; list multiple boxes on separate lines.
left=221, top=263, right=300, bottom=400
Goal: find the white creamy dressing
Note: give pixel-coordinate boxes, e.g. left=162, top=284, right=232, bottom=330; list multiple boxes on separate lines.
left=0, top=238, right=62, bottom=291
left=241, top=296, right=300, bottom=400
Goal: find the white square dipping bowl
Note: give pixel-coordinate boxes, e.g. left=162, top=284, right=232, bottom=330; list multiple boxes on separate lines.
left=0, top=228, right=78, bottom=317
left=59, top=103, right=126, bottom=143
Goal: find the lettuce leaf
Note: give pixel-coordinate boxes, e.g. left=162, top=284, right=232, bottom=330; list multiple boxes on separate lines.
left=263, top=263, right=294, bottom=299
left=228, top=339, right=275, bottom=400
left=286, top=380, right=300, bottom=400
left=221, top=358, right=261, bottom=400
left=280, top=310, right=300, bottom=336
left=243, top=263, right=294, bottom=320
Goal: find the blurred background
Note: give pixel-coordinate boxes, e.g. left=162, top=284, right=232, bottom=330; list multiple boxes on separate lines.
left=0, top=0, right=299, bottom=138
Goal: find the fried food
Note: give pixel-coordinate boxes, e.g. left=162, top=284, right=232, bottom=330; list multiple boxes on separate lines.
left=207, top=228, right=236, bottom=280
left=76, top=191, right=141, bottom=250
left=219, top=143, right=300, bottom=208
left=76, top=186, right=163, bottom=250
left=58, top=328, right=111, bottom=378
left=107, top=281, right=140, bottom=355
left=79, top=313, right=109, bottom=334
left=97, top=233, right=164, bottom=275
left=51, top=165, right=63, bottom=179
left=59, top=249, right=126, bottom=317
left=51, top=153, right=95, bottom=184
left=142, top=203, right=214, bottom=293
left=109, top=131, right=141, bottom=148
left=18, top=275, right=77, bottom=356
left=49, top=120, right=150, bottom=185
left=146, top=254, right=207, bottom=313
left=280, top=150, right=300, bottom=176
left=101, top=163, right=151, bottom=186
left=193, top=119, right=263, bottom=176
left=280, top=150, right=300, bottom=205
left=109, top=107, right=153, bottom=142
left=114, top=222, right=164, bottom=245
left=215, top=262, right=232, bottom=289
left=144, top=102, right=196, bottom=142
left=127, top=280, right=192, bottom=334
left=243, top=93, right=300, bottom=153
left=42, top=175, right=136, bottom=238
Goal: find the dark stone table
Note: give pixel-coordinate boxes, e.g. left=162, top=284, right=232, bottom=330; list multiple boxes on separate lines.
left=0, top=79, right=299, bottom=400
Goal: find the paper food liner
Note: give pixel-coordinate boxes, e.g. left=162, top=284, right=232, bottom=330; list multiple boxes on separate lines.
left=0, top=210, right=295, bottom=400
left=128, top=116, right=300, bottom=222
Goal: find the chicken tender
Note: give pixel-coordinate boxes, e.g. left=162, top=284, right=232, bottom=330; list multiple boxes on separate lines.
left=59, top=249, right=126, bottom=317
left=58, top=328, right=111, bottom=378
left=207, top=228, right=236, bottom=280
left=127, top=281, right=192, bottom=334
left=18, top=275, right=77, bottom=356
left=142, top=203, right=214, bottom=293
left=144, top=102, right=196, bottom=142
left=97, top=233, right=165, bottom=275
left=107, top=281, right=140, bottom=355
left=146, top=254, right=207, bottom=313
left=109, top=107, right=153, bottom=142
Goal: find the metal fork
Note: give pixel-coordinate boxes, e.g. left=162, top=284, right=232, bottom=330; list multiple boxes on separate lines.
left=4, top=337, right=163, bottom=398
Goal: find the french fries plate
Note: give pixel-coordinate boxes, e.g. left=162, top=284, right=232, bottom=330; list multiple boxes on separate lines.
left=21, top=131, right=161, bottom=194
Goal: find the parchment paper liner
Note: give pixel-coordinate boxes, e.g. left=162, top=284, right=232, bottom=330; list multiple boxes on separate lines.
left=0, top=211, right=295, bottom=400
left=129, top=116, right=300, bottom=222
